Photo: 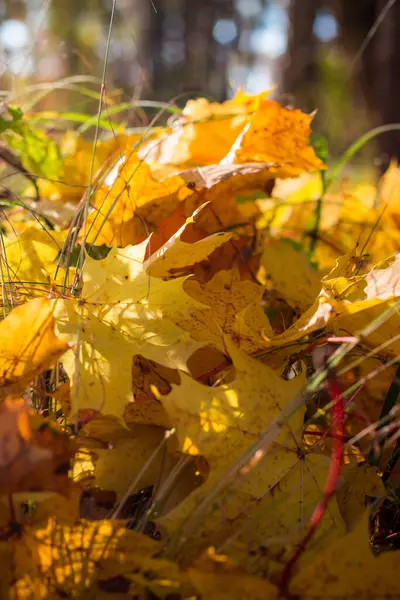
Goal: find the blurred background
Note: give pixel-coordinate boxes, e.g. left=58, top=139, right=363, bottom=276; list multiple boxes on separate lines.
left=0, top=0, right=399, bottom=164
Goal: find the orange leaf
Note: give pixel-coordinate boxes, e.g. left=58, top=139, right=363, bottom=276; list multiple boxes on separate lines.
left=229, top=100, right=326, bottom=178
left=138, top=90, right=269, bottom=168
left=85, top=151, right=189, bottom=247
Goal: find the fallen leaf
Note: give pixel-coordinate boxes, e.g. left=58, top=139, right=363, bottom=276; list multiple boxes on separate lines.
left=2, top=228, right=70, bottom=297
left=138, top=90, right=269, bottom=168
left=291, top=511, right=400, bottom=598
left=145, top=205, right=235, bottom=279
left=0, top=516, right=169, bottom=599
left=92, top=425, right=203, bottom=515
left=55, top=239, right=205, bottom=418
left=177, top=162, right=270, bottom=235
left=158, top=339, right=312, bottom=558
left=226, top=100, right=326, bottom=178
left=188, top=546, right=278, bottom=600
left=261, top=239, right=321, bottom=312
left=174, top=269, right=264, bottom=354
left=0, top=398, right=75, bottom=494
left=0, top=298, right=69, bottom=396
left=38, top=131, right=137, bottom=203
left=85, top=151, right=189, bottom=247
left=336, top=465, right=385, bottom=529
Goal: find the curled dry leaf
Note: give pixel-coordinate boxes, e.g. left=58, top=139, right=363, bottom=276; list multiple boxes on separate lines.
left=87, top=157, right=274, bottom=253
left=233, top=252, right=400, bottom=366
left=230, top=296, right=334, bottom=367
left=320, top=252, right=400, bottom=358
left=176, top=162, right=271, bottom=235
left=145, top=204, right=235, bottom=280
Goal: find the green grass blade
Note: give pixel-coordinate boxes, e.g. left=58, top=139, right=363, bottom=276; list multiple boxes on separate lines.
left=326, top=123, right=400, bottom=190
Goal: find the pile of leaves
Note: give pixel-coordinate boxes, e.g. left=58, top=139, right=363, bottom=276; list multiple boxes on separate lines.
left=1, top=88, right=400, bottom=598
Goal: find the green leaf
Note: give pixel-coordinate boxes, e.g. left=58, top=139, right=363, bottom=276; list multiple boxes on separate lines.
left=6, top=124, right=62, bottom=180
left=0, top=106, right=23, bottom=134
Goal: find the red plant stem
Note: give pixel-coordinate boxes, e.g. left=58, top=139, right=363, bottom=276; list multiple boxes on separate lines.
left=280, top=371, right=345, bottom=596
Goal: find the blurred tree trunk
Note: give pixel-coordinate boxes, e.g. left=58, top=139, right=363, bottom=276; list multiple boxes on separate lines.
left=337, top=0, right=400, bottom=163
left=284, top=0, right=320, bottom=111
left=48, top=0, right=236, bottom=105
left=147, top=0, right=234, bottom=101
left=207, top=0, right=236, bottom=101
left=285, top=0, right=400, bottom=163
left=184, top=0, right=215, bottom=95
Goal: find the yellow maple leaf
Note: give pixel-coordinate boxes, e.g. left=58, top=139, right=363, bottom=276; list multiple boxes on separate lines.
left=264, top=165, right=400, bottom=271
left=323, top=253, right=400, bottom=358
left=156, top=339, right=343, bottom=559
left=336, top=465, right=385, bottom=529
left=291, top=511, right=400, bottom=598
left=261, top=239, right=321, bottom=312
left=172, top=269, right=264, bottom=354
left=231, top=252, right=400, bottom=365
left=55, top=239, right=206, bottom=418
left=0, top=298, right=69, bottom=396
left=91, top=423, right=204, bottom=516
left=1, top=228, right=71, bottom=298
left=188, top=546, right=278, bottom=600
left=260, top=253, right=400, bottom=361
left=0, top=516, right=169, bottom=599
